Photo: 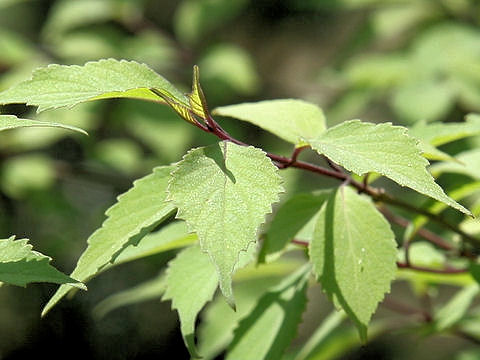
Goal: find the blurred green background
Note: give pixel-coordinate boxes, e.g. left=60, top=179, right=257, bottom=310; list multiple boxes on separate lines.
left=1, top=0, right=480, bottom=359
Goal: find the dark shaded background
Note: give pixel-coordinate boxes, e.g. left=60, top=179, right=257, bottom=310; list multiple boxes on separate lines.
left=1, top=0, right=480, bottom=359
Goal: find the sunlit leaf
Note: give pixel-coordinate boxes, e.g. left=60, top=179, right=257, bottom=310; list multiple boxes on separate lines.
left=0, top=59, right=188, bottom=112
left=309, top=187, right=397, bottom=340
left=306, top=120, right=470, bottom=215
left=214, top=99, right=326, bottom=147
left=168, top=141, right=283, bottom=306
left=0, top=236, right=85, bottom=289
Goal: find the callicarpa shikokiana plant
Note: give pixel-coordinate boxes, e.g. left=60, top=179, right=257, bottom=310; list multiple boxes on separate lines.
left=1, top=59, right=480, bottom=359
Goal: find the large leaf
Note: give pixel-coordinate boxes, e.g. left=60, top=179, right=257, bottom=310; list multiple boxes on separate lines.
left=0, top=236, right=85, bottom=289
left=0, top=114, right=87, bottom=134
left=0, top=59, right=188, bottom=112
left=226, top=264, right=310, bottom=360
left=309, top=186, right=397, bottom=340
left=42, top=166, right=176, bottom=315
left=163, top=245, right=219, bottom=359
left=260, top=191, right=330, bottom=263
left=213, top=99, right=326, bottom=147
left=306, top=120, right=470, bottom=215
left=168, top=141, right=283, bottom=306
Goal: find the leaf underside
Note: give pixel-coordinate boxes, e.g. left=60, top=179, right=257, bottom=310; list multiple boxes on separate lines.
left=0, top=59, right=188, bottom=112
left=0, top=114, right=87, bottom=134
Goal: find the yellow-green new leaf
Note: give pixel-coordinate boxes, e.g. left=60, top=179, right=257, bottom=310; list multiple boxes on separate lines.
left=309, top=187, right=397, bottom=340
left=0, top=236, right=85, bottom=289
left=213, top=99, right=326, bottom=147
left=42, top=166, right=176, bottom=315
left=168, top=141, right=283, bottom=307
left=0, top=59, right=188, bottom=112
left=306, top=120, right=470, bottom=215
left=0, top=114, right=87, bottom=135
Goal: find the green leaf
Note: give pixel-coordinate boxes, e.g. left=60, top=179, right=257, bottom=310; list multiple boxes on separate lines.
left=110, top=221, right=197, bottom=267
left=0, top=114, right=87, bottom=134
left=42, top=166, right=176, bottom=316
left=260, top=191, right=330, bottom=263
left=197, top=260, right=302, bottom=360
left=309, top=186, right=397, bottom=340
left=409, top=115, right=480, bottom=147
left=168, top=141, right=283, bottom=306
left=430, top=148, right=480, bottom=180
left=435, top=284, right=480, bottom=332
left=404, top=181, right=480, bottom=242
left=93, top=272, right=167, bottom=319
left=0, top=236, right=85, bottom=289
left=391, top=80, right=456, bottom=123
left=306, top=120, right=470, bottom=215
left=293, top=310, right=346, bottom=360
left=293, top=319, right=386, bottom=360
left=0, top=59, right=188, bottom=112
left=163, top=245, right=219, bottom=359
left=226, top=264, right=310, bottom=360
left=213, top=99, right=326, bottom=147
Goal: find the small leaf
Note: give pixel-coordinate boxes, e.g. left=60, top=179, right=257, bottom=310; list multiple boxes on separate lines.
left=213, top=99, right=326, bottom=147
left=42, top=166, right=176, bottom=315
left=226, top=264, right=310, bottom=360
left=188, top=65, right=209, bottom=120
left=309, top=186, right=397, bottom=340
left=168, top=141, right=283, bottom=306
left=93, top=272, right=167, bottom=319
left=163, top=245, right=219, bottom=359
left=306, top=120, right=470, bottom=215
left=0, top=114, right=87, bottom=134
left=0, top=59, right=188, bottom=112
left=260, top=191, right=330, bottom=263
left=435, top=284, right=479, bottom=332
left=0, top=236, right=85, bottom=289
